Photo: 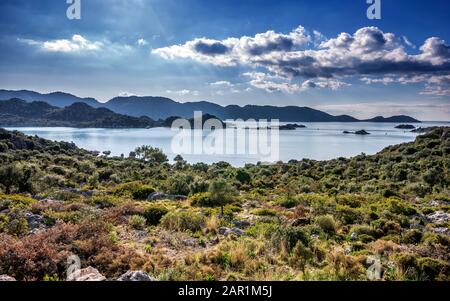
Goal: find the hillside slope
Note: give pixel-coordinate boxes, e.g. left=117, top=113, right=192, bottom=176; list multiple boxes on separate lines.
left=0, top=99, right=157, bottom=128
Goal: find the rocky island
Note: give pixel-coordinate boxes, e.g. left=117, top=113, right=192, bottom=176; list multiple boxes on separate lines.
left=343, top=130, right=371, bottom=135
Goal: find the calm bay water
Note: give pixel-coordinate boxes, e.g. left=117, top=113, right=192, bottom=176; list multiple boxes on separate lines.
left=7, top=122, right=448, bottom=166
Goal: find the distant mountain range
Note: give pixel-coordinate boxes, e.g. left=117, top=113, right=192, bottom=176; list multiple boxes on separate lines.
left=0, top=89, right=421, bottom=123
left=0, top=90, right=100, bottom=108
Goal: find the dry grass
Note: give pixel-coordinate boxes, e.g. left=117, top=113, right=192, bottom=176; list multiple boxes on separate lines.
left=205, top=214, right=220, bottom=234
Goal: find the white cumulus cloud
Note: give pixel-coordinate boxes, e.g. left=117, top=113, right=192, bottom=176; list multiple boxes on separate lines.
left=18, top=34, right=133, bottom=56
left=153, top=26, right=450, bottom=96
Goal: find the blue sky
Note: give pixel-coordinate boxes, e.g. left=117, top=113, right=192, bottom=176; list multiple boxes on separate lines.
left=0, top=0, right=449, bottom=120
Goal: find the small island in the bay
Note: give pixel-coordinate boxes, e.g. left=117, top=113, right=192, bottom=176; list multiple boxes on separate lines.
left=395, top=124, right=416, bottom=129
left=343, top=130, right=371, bottom=135
left=279, top=124, right=307, bottom=130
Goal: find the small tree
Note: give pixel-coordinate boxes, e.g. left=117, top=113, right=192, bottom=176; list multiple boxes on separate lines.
left=0, top=164, right=33, bottom=194
left=208, top=179, right=237, bottom=216
left=134, top=146, right=168, bottom=164
left=235, top=169, right=251, bottom=184
left=174, top=155, right=184, bottom=163
left=166, top=173, right=192, bottom=196
left=285, top=181, right=298, bottom=199
left=0, top=164, right=20, bottom=194
left=173, top=154, right=187, bottom=170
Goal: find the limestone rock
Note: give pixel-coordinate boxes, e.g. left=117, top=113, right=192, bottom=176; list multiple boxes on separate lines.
left=25, top=212, right=45, bottom=231
left=219, top=227, right=245, bottom=237
left=429, top=227, right=450, bottom=236
left=147, top=192, right=187, bottom=201
left=232, top=220, right=251, bottom=228
left=74, top=267, right=106, bottom=281
left=0, top=275, right=16, bottom=281
left=117, top=271, right=156, bottom=281
left=427, top=211, right=450, bottom=224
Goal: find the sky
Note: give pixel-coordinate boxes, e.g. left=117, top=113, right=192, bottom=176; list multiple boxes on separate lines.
left=0, top=0, right=449, bottom=121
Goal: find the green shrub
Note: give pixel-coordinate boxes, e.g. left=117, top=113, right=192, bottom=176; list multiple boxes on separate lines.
left=211, top=251, right=231, bottom=268
left=128, top=215, right=146, bottom=230
left=315, top=215, right=337, bottom=234
left=235, top=170, right=251, bottom=184
left=350, top=225, right=380, bottom=239
left=113, top=182, right=154, bottom=200
left=108, top=230, right=119, bottom=243
left=131, top=185, right=155, bottom=200
left=393, top=253, right=418, bottom=278
left=4, top=208, right=29, bottom=236
left=113, top=182, right=140, bottom=195
left=371, top=219, right=401, bottom=235
left=272, top=226, right=310, bottom=252
left=43, top=210, right=84, bottom=226
left=405, top=183, right=430, bottom=197
left=380, top=234, right=401, bottom=243
left=89, top=196, right=121, bottom=209
left=43, top=274, right=61, bottom=281
left=383, top=189, right=398, bottom=198
left=422, top=232, right=450, bottom=247
left=388, top=198, right=417, bottom=216
left=190, top=192, right=213, bottom=207
left=189, top=177, right=209, bottom=194
left=143, top=206, right=169, bottom=226
left=358, top=234, right=375, bottom=243
left=336, top=205, right=361, bottom=225
left=351, top=242, right=366, bottom=252
left=0, top=214, right=8, bottom=233
left=251, top=208, right=277, bottom=217
left=279, top=199, right=300, bottom=209
left=417, top=257, right=449, bottom=281
left=0, top=164, right=34, bottom=194
left=246, top=222, right=278, bottom=239
left=402, top=229, right=423, bottom=244
left=0, top=142, right=8, bottom=152
left=289, top=241, right=314, bottom=270
left=161, top=211, right=205, bottom=232
left=144, top=244, right=153, bottom=254
left=49, top=165, right=69, bottom=176
left=166, top=173, right=192, bottom=196
left=0, top=194, right=36, bottom=208
left=335, top=195, right=362, bottom=208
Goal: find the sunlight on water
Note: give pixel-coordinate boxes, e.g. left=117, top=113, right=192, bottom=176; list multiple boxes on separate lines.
left=7, top=122, right=448, bottom=166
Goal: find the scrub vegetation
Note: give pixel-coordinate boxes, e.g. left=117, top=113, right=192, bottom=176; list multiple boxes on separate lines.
left=0, top=127, right=449, bottom=281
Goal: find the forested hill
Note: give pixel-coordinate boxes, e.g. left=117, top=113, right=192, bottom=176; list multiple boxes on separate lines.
left=0, top=99, right=158, bottom=128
